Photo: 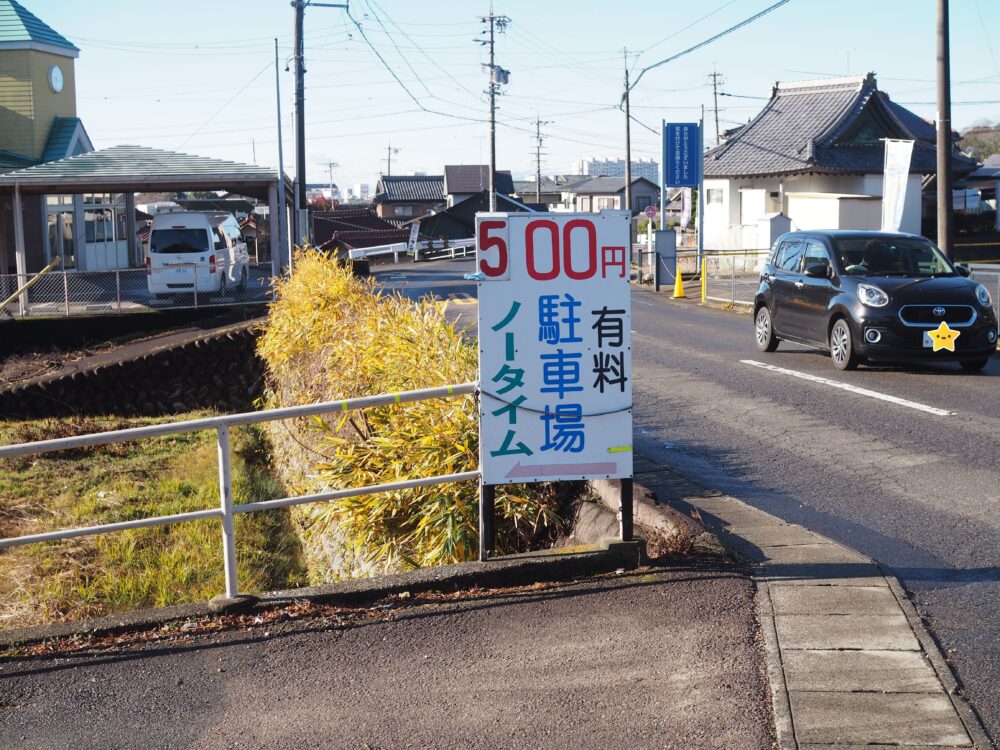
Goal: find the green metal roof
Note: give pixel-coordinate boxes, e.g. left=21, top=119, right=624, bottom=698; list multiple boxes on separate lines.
left=0, top=0, right=78, bottom=52
left=0, top=148, right=36, bottom=172
left=0, top=145, right=282, bottom=199
left=41, top=116, right=91, bottom=163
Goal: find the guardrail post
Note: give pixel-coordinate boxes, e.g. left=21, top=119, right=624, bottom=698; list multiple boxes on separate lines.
left=478, top=478, right=495, bottom=561
left=619, top=478, right=633, bottom=542
left=115, top=269, right=122, bottom=314
left=701, top=256, right=707, bottom=303
left=216, top=424, right=239, bottom=598
left=62, top=272, right=70, bottom=316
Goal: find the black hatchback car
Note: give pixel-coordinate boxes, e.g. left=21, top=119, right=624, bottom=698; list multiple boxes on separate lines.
left=754, top=231, right=998, bottom=371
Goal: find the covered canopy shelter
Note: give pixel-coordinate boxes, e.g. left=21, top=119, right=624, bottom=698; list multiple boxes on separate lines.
left=0, top=144, right=292, bottom=285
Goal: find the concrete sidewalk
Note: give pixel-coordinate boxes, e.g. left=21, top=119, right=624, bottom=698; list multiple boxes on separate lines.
left=631, top=451, right=994, bottom=750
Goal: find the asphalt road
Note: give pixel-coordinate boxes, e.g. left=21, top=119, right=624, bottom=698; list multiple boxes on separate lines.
left=0, top=567, right=774, bottom=750
left=374, top=258, right=1000, bottom=743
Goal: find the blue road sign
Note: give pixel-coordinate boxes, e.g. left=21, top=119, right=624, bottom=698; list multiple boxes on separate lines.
left=664, top=122, right=700, bottom=188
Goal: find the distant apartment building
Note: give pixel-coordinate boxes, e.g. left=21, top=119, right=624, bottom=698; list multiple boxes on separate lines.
left=573, top=157, right=659, bottom=185
left=350, top=183, right=371, bottom=202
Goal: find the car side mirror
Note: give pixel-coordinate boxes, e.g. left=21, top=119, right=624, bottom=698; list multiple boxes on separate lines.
left=804, top=263, right=828, bottom=278
left=956, top=264, right=971, bottom=277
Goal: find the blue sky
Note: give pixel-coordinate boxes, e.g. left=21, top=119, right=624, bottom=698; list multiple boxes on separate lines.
left=33, top=0, right=1000, bottom=189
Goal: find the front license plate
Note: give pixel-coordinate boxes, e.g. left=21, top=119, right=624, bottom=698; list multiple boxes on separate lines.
left=922, top=331, right=934, bottom=348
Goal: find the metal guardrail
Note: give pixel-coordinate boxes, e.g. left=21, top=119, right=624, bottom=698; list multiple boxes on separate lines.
left=0, top=382, right=480, bottom=599
left=348, top=237, right=476, bottom=263
left=0, top=262, right=274, bottom=318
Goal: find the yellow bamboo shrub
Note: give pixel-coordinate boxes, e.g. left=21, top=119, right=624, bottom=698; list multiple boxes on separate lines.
left=258, top=250, right=560, bottom=581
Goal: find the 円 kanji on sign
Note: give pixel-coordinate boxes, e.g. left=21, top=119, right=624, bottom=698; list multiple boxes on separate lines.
left=477, top=210, right=633, bottom=485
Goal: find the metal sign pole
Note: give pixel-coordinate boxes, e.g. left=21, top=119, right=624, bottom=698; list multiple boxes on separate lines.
left=478, top=478, right=495, bottom=561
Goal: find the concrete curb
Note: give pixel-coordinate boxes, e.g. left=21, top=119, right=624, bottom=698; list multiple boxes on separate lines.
left=661, top=465, right=995, bottom=750
left=0, top=540, right=643, bottom=650
left=880, top=564, right=995, bottom=750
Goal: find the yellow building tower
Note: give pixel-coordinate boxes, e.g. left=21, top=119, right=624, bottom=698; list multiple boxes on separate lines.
left=0, top=0, right=91, bottom=168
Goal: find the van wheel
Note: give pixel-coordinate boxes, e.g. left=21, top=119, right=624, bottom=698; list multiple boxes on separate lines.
left=754, top=306, right=779, bottom=352
left=238, top=267, right=248, bottom=291
left=219, top=275, right=227, bottom=297
left=830, top=319, right=859, bottom=371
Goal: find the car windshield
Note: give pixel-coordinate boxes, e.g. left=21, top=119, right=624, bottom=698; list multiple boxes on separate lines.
left=834, top=237, right=954, bottom=277
left=150, top=228, right=208, bottom=254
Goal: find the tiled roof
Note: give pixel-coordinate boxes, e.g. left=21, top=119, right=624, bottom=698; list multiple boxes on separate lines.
left=0, top=0, right=77, bottom=51
left=704, top=73, right=978, bottom=178
left=41, top=117, right=91, bottom=163
left=568, top=176, right=659, bottom=195
left=373, top=175, right=443, bottom=203
left=443, top=165, right=514, bottom=195
left=312, top=207, right=402, bottom=247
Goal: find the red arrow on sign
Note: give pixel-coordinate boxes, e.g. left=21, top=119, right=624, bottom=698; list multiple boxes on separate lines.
left=505, top=461, right=618, bottom=479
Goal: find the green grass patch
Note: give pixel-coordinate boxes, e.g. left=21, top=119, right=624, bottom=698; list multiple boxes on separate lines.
left=0, top=414, right=305, bottom=629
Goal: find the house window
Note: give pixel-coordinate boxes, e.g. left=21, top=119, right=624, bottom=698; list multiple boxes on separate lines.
left=395, top=205, right=414, bottom=217
left=706, top=188, right=723, bottom=205
left=596, top=197, right=615, bottom=210
left=45, top=194, right=76, bottom=270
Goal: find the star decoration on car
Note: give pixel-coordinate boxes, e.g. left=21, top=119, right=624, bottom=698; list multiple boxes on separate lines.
left=927, top=321, right=960, bottom=352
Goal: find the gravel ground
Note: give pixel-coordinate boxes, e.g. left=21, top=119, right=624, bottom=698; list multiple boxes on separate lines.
left=0, top=563, right=774, bottom=750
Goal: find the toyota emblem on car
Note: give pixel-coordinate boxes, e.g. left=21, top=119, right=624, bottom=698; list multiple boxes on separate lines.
left=933, top=306, right=946, bottom=317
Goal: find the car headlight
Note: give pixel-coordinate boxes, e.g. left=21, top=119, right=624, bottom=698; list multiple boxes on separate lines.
left=975, top=284, right=992, bottom=307
left=858, top=283, right=889, bottom=308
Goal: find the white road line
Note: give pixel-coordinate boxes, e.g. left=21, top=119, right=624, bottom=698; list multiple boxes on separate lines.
left=740, top=360, right=954, bottom=417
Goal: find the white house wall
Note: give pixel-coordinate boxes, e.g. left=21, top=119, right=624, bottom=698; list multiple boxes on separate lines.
left=703, top=173, right=925, bottom=249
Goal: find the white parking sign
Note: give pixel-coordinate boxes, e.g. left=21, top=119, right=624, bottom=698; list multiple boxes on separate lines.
left=476, top=210, right=633, bottom=485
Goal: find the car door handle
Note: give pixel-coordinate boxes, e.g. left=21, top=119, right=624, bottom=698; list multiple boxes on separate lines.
left=794, top=280, right=804, bottom=289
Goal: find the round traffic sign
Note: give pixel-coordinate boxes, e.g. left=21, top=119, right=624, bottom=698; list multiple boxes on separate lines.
left=643, top=205, right=657, bottom=218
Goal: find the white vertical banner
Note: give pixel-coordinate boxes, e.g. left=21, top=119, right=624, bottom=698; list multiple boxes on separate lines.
left=680, top=188, right=693, bottom=229
left=881, top=139, right=914, bottom=232
left=476, top=210, right=633, bottom=485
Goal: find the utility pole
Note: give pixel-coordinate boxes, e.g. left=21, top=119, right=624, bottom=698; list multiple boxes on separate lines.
left=291, top=0, right=348, bottom=244
left=274, top=37, right=288, bottom=275
left=534, top=115, right=550, bottom=204
left=479, top=7, right=511, bottom=212
left=321, top=159, right=339, bottom=200
left=623, top=49, right=632, bottom=216
left=708, top=68, right=725, bottom=146
left=936, top=0, right=953, bottom=257
left=383, top=142, right=401, bottom=176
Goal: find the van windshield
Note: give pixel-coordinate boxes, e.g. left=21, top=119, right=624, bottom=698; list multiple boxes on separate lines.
left=150, top=228, right=208, bottom=254
left=834, top=237, right=954, bottom=277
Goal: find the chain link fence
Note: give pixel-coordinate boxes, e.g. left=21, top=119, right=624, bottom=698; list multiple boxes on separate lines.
left=969, top=265, right=1000, bottom=335
left=1, top=263, right=274, bottom=319
left=702, top=250, right=769, bottom=308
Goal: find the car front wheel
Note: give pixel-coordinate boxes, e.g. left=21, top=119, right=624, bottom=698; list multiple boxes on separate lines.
left=830, top=319, right=859, bottom=370
left=754, top=306, right=779, bottom=352
left=960, top=357, right=990, bottom=372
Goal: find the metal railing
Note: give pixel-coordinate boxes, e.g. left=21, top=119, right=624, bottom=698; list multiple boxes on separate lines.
left=0, top=382, right=479, bottom=599
left=0, top=262, right=275, bottom=319
left=347, top=237, right=476, bottom=264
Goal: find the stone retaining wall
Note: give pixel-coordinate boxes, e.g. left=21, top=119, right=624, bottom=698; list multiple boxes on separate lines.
left=0, top=327, right=264, bottom=419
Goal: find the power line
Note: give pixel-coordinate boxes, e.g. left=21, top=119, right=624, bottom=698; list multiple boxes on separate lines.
left=635, top=0, right=740, bottom=60
left=628, top=0, right=792, bottom=95
left=176, top=61, right=272, bottom=149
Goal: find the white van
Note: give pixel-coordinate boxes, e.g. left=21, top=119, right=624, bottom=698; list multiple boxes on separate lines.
left=146, top=212, right=250, bottom=297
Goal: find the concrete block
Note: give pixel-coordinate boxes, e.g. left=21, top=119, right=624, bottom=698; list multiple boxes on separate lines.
left=790, top=691, right=970, bottom=746
left=784, top=649, right=942, bottom=692
left=770, top=585, right=897, bottom=616
left=723, top=524, right=822, bottom=550
left=775, top=614, right=920, bottom=650
left=760, top=543, right=870, bottom=565
left=759, top=561, right=885, bottom=586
